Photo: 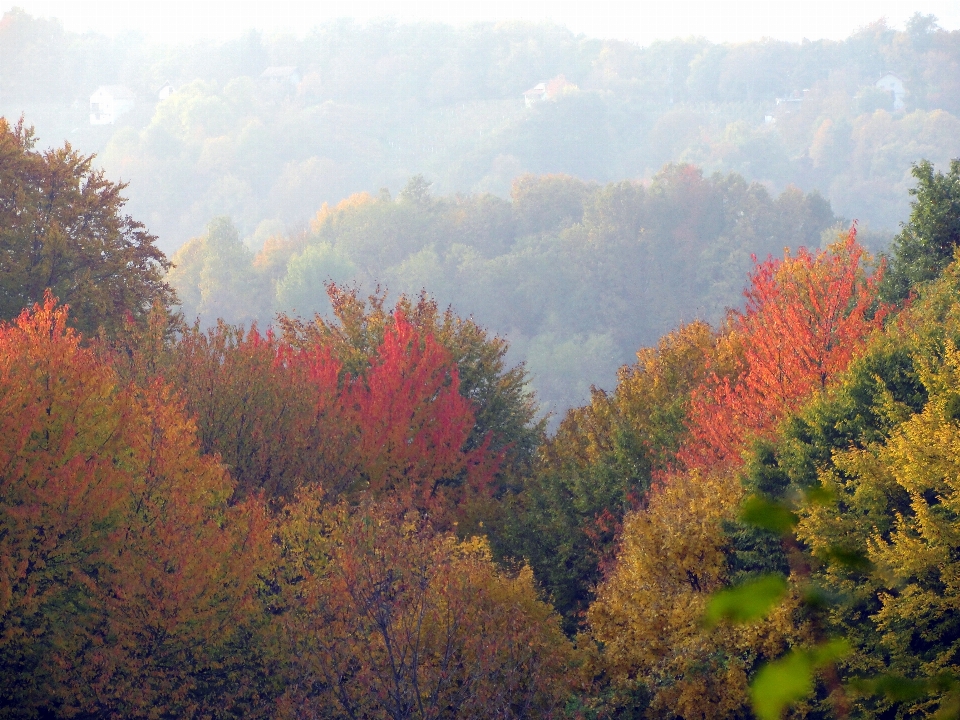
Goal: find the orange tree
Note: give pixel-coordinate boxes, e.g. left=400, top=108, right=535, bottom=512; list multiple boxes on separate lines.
left=0, top=294, right=275, bottom=718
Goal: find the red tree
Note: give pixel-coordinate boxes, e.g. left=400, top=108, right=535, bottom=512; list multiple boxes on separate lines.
left=342, top=312, right=498, bottom=522
left=680, top=228, right=886, bottom=471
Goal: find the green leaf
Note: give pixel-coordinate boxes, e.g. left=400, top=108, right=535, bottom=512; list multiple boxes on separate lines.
left=741, top=495, right=798, bottom=534
left=750, top=640, right=851, bottom=719
left=703, top=574, right=788, bottom=628
left=751, top=650, right=815, bottom=720
left=854, top=671, right=959, bottom=705
left=933, top=692, right=960, bottom=720
left=853, top=674, right=929, bottom=703
left=804, top=484, right=834, bottom=506
left=811, top=638, right=851, bottom=666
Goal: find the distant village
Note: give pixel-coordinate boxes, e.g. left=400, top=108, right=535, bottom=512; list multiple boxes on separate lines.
left=90, top=68, right=908, bottom=125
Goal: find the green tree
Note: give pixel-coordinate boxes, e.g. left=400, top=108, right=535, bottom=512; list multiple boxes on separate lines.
left=167, top=216, right=262, bottom=326
left=881, top=158, right=960, bottom=302
left=275, top=243, right=357, bottom=316
left=0, top=119, right=175, bottom=337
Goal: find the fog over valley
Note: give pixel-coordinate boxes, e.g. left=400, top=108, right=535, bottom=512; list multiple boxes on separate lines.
left=8, top=4, right=960, bottom=718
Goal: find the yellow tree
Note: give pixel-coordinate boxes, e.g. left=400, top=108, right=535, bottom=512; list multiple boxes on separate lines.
left=798, top=337, right=960, bottom=717
left=276, top=495, right=578, bottom=720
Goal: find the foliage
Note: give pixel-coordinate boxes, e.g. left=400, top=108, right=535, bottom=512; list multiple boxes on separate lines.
left=585, top=232, right=884, bottom=718
left=502, top=321, right=722, bottom=630
left=276, top=495, right=578, bottom=720
left=278, top=285, right=544, bottom=487
left=881, top=159, right=960, bottom=302
left=0, top=118, right=175, bottom=337
left=167, top=216, right=266, bottom=326
left=5, top=8, right=957, bottom=246
left=0, top=293, right=275, bottom=718
left=139, top=300, right=497, bottom=528
left=160, top=165, right=838, bottom=416
left=701, top=255, right=960, bottom=719
left=682, top=228, right=887, bottom=472
left=781, top=260, right=960, bottom=717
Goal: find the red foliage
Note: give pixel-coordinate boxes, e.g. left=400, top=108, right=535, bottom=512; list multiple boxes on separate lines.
left=162, top=310, right=499, bottom=525
left=680, top=228, right=886, bottom=471
left=341, top=312, right=498, bottom=521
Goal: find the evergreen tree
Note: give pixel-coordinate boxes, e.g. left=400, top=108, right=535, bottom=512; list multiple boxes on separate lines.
left=881, top=158, right=960, bottom=302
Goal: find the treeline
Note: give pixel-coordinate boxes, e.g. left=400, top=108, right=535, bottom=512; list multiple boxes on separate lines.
left=1, top=119, right=568, bottom=717
left=6, top=116, right=960, bottom=718
left=168, top=168, right=838, bottom=414
left=3, top=8, right=960, bottom=250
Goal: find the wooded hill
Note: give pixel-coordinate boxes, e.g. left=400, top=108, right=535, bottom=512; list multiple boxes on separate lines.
left=166, top=167, right=838, bottom=416
left=3, top=7, right=960, bottom=249
left=5, top=107, right=960, bottom=719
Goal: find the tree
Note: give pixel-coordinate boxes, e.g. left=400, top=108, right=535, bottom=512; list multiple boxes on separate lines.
left=143, top=320, right=349, bottom=504
left=274, top=242, right=357, bottom=316
left=0, top=294, right=275, bottom=718
left=279, top=285, right=543, bottom=490
left=167, top=216, right=265, bottom=327
left=585, top=233, right=886, bottom=717
left=146, top=294, right=502, bottom=526
left=770, top=259, right=960, bottom=717
left=587, top=467, right=812, bottom=720
left=881, top=158, right=960, bottom=303
left=342, top=311, right=496, bottom=523
left=502, top=321, right=725, bottom=631
left=682, top=229, right=886, bottom=472
left=276, top=496, right=577, bottom=720
left=0, top=119, right=176, bottom=337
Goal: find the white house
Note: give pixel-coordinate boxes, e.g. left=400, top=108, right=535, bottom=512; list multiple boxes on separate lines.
left=158, top=83, right=174, bottom=101
left=89, top=85, right=135, bottom=125
left=523, top=82, right=547, bottom=107
left=523, top=74, right=577, bottom=108
left=260, top=66, right=301, bottom=86
left=876, top=73, right=906, bottom=110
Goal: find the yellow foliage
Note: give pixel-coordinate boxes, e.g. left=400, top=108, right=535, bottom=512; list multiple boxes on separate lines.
left=797, top=340, right=960, bottom=715
left=588, top=468, right=810, bottom=719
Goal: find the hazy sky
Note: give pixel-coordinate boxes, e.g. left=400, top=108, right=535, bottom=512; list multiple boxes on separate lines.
left=4, top=0, right=959, bottom=45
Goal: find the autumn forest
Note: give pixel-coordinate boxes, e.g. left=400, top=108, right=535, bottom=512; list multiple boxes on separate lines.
left=5, top=9, right=960, bottom=720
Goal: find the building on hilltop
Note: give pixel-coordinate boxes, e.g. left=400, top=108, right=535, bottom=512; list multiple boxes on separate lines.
left=158, top=83, right=174, bottom=101
left=523, top=74, right=577, bottom=108
left=876, top=73, right=906, bottom=110
left=89, top=86, right=135, bottom=125
left=260, top=66, right=301, bottom=86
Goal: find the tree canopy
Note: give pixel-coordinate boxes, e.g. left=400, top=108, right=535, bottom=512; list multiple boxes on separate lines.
left=0, top=118, right=175, bottom=337
left=881, top=159, right=960, bottom=302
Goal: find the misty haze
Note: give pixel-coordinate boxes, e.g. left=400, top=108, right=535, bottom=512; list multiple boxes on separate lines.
left=4, top=4, right=960, bottom=718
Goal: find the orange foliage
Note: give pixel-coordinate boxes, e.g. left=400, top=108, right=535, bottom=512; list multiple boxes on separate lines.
left=680, top=228, right=886, bottom=471
left=0, top=293, right=274, bottom=717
